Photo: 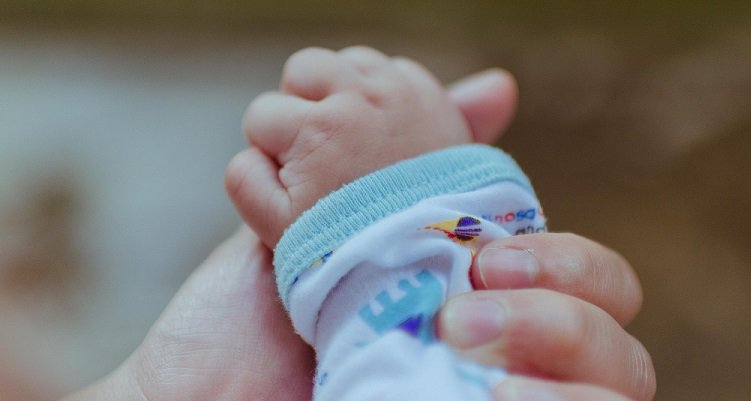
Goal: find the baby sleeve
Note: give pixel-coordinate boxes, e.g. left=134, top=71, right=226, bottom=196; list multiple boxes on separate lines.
left=274, top=144, right=547, bottom=401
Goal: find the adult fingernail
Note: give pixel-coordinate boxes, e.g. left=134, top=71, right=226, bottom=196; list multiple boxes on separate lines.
left=495, top=380, right=560, bottom=401
left=477, top=247, right=539, bottom=289
left=442, top=297, right=505, bottom=349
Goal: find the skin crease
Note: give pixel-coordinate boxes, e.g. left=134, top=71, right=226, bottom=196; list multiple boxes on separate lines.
left=63, top=47, right=654, bottom=401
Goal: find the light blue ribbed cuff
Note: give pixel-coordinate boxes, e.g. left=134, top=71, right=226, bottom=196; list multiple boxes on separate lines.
left=274, top=144, right=535, bottom=309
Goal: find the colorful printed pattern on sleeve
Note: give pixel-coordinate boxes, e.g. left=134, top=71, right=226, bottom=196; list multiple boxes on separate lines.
left=276, top=146, right=545, bottom=401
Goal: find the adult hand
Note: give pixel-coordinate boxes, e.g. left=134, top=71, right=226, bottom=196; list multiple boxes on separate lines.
left=438, top=233, right=656, bottom=401
left=64, top=231, right=655, bottom=401
left=63, top=226, right=314, bottom=401
left=63, top=70, right=654, bottom=401
left=450, top=68, right=656, bottom=400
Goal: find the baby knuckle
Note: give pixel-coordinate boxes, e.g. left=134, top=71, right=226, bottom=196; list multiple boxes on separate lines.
left=286, top=47, right=331, bottom=67
left=243, top=93, right=274, bottom=130
left=358, top=85, right=389, bottom=107
left=393, top=56, right=430, bottom=76
left=305, top=107, right=348, bottom=134
left=340, top=45, right=384, bottom=58
left=224, top=154, right=246, bottom=195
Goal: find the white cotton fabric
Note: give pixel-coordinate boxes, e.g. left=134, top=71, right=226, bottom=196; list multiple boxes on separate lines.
left=287, top=181, right=546, bottom=401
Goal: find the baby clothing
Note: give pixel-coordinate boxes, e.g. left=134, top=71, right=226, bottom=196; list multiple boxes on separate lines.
left=274, top=144, right=546, bottom=401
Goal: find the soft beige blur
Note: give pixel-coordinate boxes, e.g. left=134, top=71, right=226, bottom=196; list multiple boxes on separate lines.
left=1, top=2, right=749, bottom=400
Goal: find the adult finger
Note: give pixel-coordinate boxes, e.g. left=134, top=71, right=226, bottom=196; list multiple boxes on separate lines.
left=448, top=69, right=518, bottom=144
left=471, top=232, right=642, bottom=325
left=438, top=290, right=656, bottom=401
left=494, top=376, right=637, bottom=401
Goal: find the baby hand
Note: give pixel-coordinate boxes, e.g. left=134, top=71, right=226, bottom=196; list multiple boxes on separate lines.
left=226, top=46, right=473, bottom=247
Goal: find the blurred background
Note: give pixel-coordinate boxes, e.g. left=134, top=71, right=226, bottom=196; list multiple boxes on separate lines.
left=1, top=1, right=749, bottom=400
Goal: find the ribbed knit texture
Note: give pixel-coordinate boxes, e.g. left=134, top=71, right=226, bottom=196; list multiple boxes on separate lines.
left=274, top=144, right=534, bottom=308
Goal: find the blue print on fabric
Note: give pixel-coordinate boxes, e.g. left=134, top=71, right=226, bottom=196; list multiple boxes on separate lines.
left=317, top=372, right=329, bottom=386
left=358, top=270, right=443, bottom=343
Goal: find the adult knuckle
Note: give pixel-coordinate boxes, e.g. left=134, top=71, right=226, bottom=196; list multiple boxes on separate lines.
left=552, top=231, right=585, bottom=245
left=542, top=233, right=592, bottom=288
left=628, top=337, right=657, bottom=401
left=556, top=299, right=598, bottom=359
left=305, top=105, right=347, bottom=135
left=504, top=292, right=589, bottom=359
left=552, top=234, right=627, bottom=304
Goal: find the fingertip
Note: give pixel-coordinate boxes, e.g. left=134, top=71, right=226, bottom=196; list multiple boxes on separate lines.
left=449, top=68, right=518, bottom=144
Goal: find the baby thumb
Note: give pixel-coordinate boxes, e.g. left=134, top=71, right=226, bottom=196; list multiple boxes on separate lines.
left=225, top=147, right=292, bottom=247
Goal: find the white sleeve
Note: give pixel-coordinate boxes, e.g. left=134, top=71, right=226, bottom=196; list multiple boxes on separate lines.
left=273, top=145, right=546, bottom=401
